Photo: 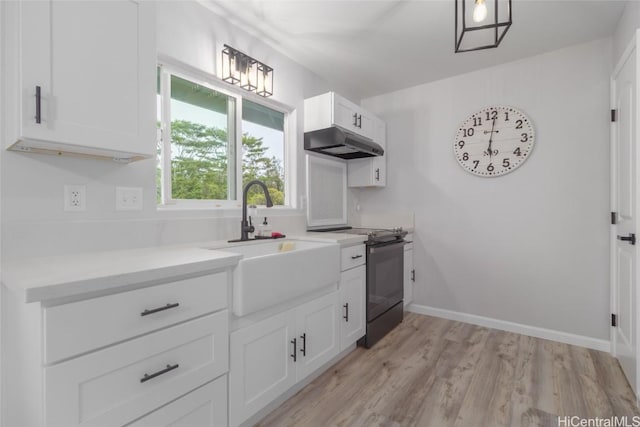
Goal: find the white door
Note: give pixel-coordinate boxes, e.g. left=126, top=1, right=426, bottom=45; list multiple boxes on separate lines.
left=340, top=266, right=366, bottom=350
left=228, top=310, right=297, bottom=427
left=295, top=291, right=340, bottom=381
left=612, top=37, right=638, bottom=395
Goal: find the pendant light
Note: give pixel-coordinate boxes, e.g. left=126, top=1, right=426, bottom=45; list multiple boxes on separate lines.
left=455, top=0, right=512, bottom=53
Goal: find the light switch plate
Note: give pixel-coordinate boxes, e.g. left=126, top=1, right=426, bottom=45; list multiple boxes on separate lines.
left=116, top=186, right=143, bottom=211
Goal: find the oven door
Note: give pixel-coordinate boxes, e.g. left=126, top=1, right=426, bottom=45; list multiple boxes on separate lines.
left=367, top=241, right=404, bottom=321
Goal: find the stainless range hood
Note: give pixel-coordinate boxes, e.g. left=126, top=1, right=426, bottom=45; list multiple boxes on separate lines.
left=304, top=126, right=384, bottom=159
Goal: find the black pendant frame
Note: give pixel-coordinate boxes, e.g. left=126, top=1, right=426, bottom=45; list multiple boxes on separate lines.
left=455, top=0, right=512, bottom=53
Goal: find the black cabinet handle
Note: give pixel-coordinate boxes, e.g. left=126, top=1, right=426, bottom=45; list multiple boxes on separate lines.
left=357, top=114, right=362, bottom=128
left=140, top=363, right=179, bottom=383
left=353, top=112, right=358, bottom=127
left=351, top=254, right=363, bottom=260
left=291, top=338, right=297, bottom=362
left=411, top=269, right=415, bottom=282
left=35, top=86, right=41, bottom=124
left=618, top=233, right=636, bottom=245
left=300, top=333, right=306, bottom=357
left=375, top=168, right=380, bottom=181
left=343, top=303, right=349, bottom=321
left=141, top=302, right=180, bottom=317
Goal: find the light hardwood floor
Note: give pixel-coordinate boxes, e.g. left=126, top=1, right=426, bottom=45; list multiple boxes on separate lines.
left=257, top=313, right=639, bottom=427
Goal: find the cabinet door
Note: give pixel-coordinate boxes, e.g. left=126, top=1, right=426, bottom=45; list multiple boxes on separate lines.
left=229, top=310, right=297, bottom=427
left=17, top=0, right=156, bottom=156
left=128, top=376, right=227, bottom=427
left=347, top=156, right=385, bottom=187
left=295, top=291, right=340, bottom=381
left=404, top=248, right=414, bottom=308
left=331, top=95, right=373, bottom=139
left=340, top=266, right=366, bottom=350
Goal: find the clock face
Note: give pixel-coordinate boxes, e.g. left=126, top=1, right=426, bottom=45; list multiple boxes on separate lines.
left=454, top=106, right=535, bottom=177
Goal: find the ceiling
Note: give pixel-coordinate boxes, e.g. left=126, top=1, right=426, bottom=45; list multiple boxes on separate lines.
left=202, top=0, right=626, bottom=100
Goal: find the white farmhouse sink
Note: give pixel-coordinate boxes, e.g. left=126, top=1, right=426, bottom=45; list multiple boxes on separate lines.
left=221, top=240, right=340, bottom=316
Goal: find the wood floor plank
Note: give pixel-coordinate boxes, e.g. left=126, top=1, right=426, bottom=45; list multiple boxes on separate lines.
left=256, top=313, right=640, bottom=427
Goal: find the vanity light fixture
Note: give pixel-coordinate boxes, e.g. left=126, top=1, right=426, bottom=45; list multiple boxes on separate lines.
left=454, top=0, right=512, bottom=53
left=221, top=44, right=273, bottom=97
left=256, top=62, right=273, bottom=98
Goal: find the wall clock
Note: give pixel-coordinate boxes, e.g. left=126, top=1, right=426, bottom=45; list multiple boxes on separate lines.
left=453, top=106, right=535, bottom=177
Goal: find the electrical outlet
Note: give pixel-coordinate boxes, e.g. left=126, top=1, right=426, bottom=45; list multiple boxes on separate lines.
left=64, top=185, right=86, bottom=212
left=116, top=186, right=143, bottom=211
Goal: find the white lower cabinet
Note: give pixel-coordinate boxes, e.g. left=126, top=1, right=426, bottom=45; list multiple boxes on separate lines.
left=404, top=234, right=415, bottom=308
left=44, top=311, right=228, bottom=427
left=339, top=265, right=366, bottom=350
left=229, top=291, right=340, bottom=426
left=129, top=376, right=227, bottom=427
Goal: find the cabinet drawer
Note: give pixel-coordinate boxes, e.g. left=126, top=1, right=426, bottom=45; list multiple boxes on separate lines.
left=44, top=311, right=229, bottom=427
left=44, top=272, right=227, bottom=364
left=129, top=376, right=227, bottom=427
left=341, top=244, right=366, bottom=271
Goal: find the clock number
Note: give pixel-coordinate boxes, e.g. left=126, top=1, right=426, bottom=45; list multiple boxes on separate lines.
left=502, top=158, right=510, bottom=168
left=513, top=147, right=522, bottom=156
left=463, top=128, right=474, bottom=137
left=462, top=152, right=469, bottom=161
left=473, top=117, right=482, bottom=127
left=485, top=110, right=497, bottom=121
left=520, top=133, right=529, bottom=142
left=458, top=140, right=465, bottom=149
left=515, top=119, right=523, bottom=129
left=473, top=160, right=479, bottom=170
left=504, top=112, right=510, bottom=121
left=487, top=163, right=495, bottom=172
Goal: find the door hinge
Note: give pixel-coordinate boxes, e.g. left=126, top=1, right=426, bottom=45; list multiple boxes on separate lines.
left=612, top=313, right=617, bottom=327
left=611, top=212, right=617, bottom=225
left=611, top=109, right=617, bottom=122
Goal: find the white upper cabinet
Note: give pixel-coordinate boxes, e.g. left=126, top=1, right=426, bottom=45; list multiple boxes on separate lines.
left=5, top=0, right=156, bottom=162
left=348, top=118, right=387, bottom=187
left=305, top=92, right=375, bottom=140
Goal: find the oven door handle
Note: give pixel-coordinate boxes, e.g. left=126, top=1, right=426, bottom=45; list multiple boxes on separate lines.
left=369, top=241, right=405, bottom=254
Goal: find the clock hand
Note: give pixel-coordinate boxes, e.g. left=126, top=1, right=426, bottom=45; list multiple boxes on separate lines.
left=487, top=119, right=496, bottom=159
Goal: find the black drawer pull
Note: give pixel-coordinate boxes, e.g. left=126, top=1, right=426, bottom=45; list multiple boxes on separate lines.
left=140, top=302, right=180, bottom=317
left=291, top=338, right=297, bottom=362
left=375, top=168, right=380, bottom=181
left=353, top=112, right=358, bottom=127
left=300, top=333, right=306, bottom=357
left=140, top=363, right=179, bottom=383
left=35, top=86, right=41, bottom=124
left=351, top=254, right=363, bottom=260
left=618, top=233, right=636, bottom=245
left=343, top=303, right=349, bottom=321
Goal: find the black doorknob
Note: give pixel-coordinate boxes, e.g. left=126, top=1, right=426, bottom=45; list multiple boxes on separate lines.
left=618, top=233, right=636, bottom=245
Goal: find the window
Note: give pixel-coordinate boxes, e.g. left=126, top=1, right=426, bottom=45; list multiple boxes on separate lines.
left=157, top=65, right=288, bottom=206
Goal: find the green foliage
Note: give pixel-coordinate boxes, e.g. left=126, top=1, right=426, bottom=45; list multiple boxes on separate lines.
left=165, top=120, right=284, bottom=205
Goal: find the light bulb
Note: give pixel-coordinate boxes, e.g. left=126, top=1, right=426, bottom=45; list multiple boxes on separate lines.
left=473, top=0, right=487, bottom=23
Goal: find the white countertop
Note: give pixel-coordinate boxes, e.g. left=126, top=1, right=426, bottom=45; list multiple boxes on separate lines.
left=2, top=246, right=242, bottom=304
left=1, top=230, right=412, bottom=304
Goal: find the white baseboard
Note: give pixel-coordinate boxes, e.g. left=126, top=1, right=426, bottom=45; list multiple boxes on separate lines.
left=407, top=304, right=610, bottom=352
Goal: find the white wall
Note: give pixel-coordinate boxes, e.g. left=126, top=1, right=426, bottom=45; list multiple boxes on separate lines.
left=0, top=1, right=331, bottom=259
left=359, top=38, right=612, bottom=341
left=614, top=1, right=640, bottom=64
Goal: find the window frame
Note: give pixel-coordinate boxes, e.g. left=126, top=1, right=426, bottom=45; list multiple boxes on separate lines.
left=157, top=59, right=293, bottom=209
